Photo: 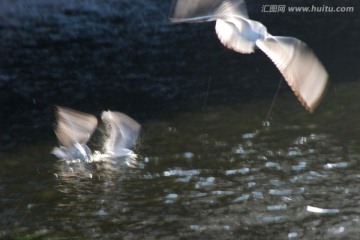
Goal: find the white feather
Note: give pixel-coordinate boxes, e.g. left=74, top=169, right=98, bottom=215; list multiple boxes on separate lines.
left=51, top=107, right=141, bottom=162
left=170, top=0, right=328, bottom=112
left=170, top=0, right=248, bottom=23
left=101, top=111, right=141, bottom=157
left=54, top=106, right=98, bottom=148
left=256, top=36, right=328, bottom=111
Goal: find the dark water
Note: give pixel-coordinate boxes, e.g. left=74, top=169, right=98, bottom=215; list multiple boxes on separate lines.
left=2, top=82, right=360, bottom=239
left=1, top=0, right=360, bottom=239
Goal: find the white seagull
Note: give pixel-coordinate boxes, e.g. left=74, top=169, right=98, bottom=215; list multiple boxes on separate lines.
left=51, top=106, right=141, bottom=162
left=170, top=0, right=328, bottom=112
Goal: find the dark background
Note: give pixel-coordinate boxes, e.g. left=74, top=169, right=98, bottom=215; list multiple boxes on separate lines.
left=0, top=0, right=359, bottom=149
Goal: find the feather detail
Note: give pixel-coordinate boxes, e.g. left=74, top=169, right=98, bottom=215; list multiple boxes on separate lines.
left=54, top=106, right=98, bottom=148
left=170, top=0, right=247, bottom=23
left=256, top=36, right=328, bottom=112
left=101, top=111, right=141, bottom=157
left=170, top=0, right=329, bottom=112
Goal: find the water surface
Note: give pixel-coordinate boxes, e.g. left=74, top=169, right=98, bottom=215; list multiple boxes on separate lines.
left=1, top=0, right=360, bottom=239
left=2, top=81, right=360, bottom=239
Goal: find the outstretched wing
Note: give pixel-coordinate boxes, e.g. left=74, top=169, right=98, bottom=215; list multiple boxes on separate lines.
left=101, top=111, right=141, bottom=156
left=171, top=0, right=265, bottom=54
left=170, top=0, right=248, bottom=23
left=256, top=36, right=328, bottom=112
left=54, top=106, right=98, bottom=148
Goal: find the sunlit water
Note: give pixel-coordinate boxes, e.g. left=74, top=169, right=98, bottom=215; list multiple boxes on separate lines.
left=1, top=0, right=360, bottom=239
left=1, top=81, right=360, bottom=239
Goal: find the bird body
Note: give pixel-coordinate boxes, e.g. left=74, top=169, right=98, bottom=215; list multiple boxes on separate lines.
left=171, top=0, right=328, bottom=112
left=51, top=106, right=140, bottom=162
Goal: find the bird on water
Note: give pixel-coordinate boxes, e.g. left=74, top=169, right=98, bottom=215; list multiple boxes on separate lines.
left=51, top=106, right=141, bottom=162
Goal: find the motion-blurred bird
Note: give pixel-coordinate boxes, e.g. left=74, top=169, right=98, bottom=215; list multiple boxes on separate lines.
left=51, top=106, right=141, bottom=162
left=170, top=0, right=328, bottom=112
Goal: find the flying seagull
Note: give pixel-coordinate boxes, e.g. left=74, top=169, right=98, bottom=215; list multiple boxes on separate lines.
left=170, top=0, right=328, bottom=112
left=51, top=106, right=141, bottom=162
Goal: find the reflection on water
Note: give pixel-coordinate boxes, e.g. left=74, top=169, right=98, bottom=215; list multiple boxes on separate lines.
left=0, top=0, right=359, bottom=238
left=2, top=81, right=360, bottom=239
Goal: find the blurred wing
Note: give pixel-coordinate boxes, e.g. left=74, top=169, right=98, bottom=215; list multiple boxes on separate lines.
left=256, top=36, right=328, bottom=112
left=170, top=0, right=248, bottom=23
left=54, top=106, right=98, bottom=147
left=101, top=111, right=141, bottom=155
left=215, top=18, right=267, bottom=54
